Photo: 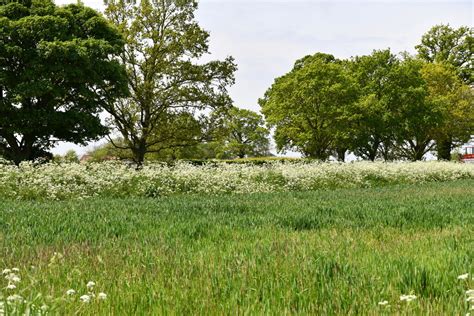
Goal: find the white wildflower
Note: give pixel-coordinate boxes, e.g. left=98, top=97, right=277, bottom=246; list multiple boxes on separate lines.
left=467, top=289, right=474, bottom=296
left=66, top=289, right=76, bottom=296
left=40, top=305, right=48, bottom=311
left=378, top=300, right=389, bottom=306
left=400, top=294, right=417, bottom=302
left=79, top=295, right=91, bottom=303
left=86, top=281, right=95, bottom=289
left=467, top=296, right=474, bottom=303
left=6, top=284, right=16, bottom=290
left=2, top=269, right=11, bottom=275
left=458, top=273, right=469, bottom=280
left=98, top=292, right=107, bottom=300
left=11, top=268, right=19, bottom=273
left=6, top=295, right=22, bottom=303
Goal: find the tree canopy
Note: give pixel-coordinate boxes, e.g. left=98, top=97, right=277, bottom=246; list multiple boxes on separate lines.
left=0, top=0, right=128, bottom=164
left=349, top=49, right=399, bottom=161
left=416, top=24, right=473, bottom=84
left=103, top=0, right=236, bottom=165
left=208, top=106, right=270, bottom=159
left=259, top=53, right=359, bottom=160
left=421, top=62, right=474, bottom=160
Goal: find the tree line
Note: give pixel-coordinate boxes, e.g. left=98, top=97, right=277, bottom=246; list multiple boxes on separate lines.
left=0, top=0, right=472, bottom=165
left=260, top=44, right=473, bottom=162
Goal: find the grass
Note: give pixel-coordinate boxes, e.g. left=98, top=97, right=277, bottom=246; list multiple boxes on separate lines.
left=0, top=180, right=473, bottom=314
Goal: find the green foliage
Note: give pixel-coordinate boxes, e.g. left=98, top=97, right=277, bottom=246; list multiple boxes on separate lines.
left=55, top=149, right=80, bottom=163
left=416, top=24, right=473, bottom=84
left=0, top=0, right=128, bottom=164
left=0, top=181, right=472, bottom=313
left=386, top=56, right=442, bottom=161
left=259, top=53, right=359, bottom=160
left=262, top=42, right=472, bottom=161
left=208, top=106, right=270, bottom=159
left=86, top=140, right=133, bottom=162
left=421, top=62, right=474, bottom=160
left=349, top=49, right=399, bottom=161
left=103, top=0, right=237, bottom=165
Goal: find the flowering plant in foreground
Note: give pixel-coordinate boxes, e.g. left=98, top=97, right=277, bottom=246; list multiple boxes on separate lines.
left=377, top=272, right=474, bottom=313
left=0, top=161, right=473, bottom=200
left=0, top=255, right=107, bottom=315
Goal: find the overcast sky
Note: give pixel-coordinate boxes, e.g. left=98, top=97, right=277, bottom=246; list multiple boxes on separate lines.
left=52, top=0, right=473, bottom=155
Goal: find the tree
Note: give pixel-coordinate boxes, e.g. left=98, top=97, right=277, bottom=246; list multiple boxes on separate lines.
left=0, top=0, right=128, bottom=164
left=209, top=106, right=270, bottom=159
left=421, top=62, right=474, bottom=160
left=259, top=53, right=359, bottom=160
left=416, top=24, right=473, bottom=84
left=63, top=149, right=79, bottom=163
left=390, top=56, right=443, bottom=161
left=104, top=0, right=236, bottom=165
left=86, top=140, right=132, bottom=161
left=349, top=49, right=399, bottom=161
left=146, top=111, right=206, bottom=159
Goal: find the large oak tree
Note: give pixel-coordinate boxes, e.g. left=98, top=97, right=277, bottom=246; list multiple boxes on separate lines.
left=104, top=0, right=236, bottom=165
left=259, top=53, right=359, bottom=161
left=416, top=24, right=473, bottom=159
left=0, top=0, right=128, bottom=164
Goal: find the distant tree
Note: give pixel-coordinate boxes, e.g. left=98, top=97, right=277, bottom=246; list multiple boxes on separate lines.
left=63, top=150, right=79, bottom=163
left=416, top=24, right=473, bottom=84
left=349, top=49, right=399, bottom=161
left=86, top=140, right=132, bottom=162
left=209, top=107, right=270, bottom=159
left=0, top=0, right=128, bottom=164
left=104, top=0, right=236, bottom=166
left=421, top=63, right=474, bottom=160
left=259, top=53, right=359, bottom=160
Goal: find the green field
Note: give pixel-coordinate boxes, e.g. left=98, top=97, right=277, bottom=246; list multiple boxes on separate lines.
left=0, top=180, right=473, bottom=315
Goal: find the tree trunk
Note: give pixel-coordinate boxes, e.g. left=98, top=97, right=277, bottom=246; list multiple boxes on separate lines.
left=380, top=140, right=392, bottom=161
left=1, top=134, right=33, bottom=165
left=410, top=141, right=428, bottom=161
left=336, top=148, right=346, bottom=162
left=368, top=151, right=377, bottom=162
left=436, top=138, right=452, bottom=161
left=413, top=149, right=425, bottom=161
left=367, top=140, right=380, bottom=161
left=132, top=139, right=147, bottom=168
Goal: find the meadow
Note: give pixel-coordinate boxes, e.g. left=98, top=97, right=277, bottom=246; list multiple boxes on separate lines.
left=0, top=174, right=473, bottom=314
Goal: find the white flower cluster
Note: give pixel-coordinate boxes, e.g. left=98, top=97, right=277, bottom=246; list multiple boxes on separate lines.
left=460, top=273, right=474, bottom=313
left=0, top=161, right=472, bottom=200
left=0, top=260, right=108, bottom=314
left=400, top=294, right=417, bottom=302
left=1, top=267, right=27, bottom=314
left=67, top=280, right=107, bottom=304
left=378, top=272, right=474, bottom=312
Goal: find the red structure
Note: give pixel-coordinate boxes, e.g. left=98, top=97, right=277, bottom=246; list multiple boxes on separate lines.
left=461, top=146, right=474, bottom=163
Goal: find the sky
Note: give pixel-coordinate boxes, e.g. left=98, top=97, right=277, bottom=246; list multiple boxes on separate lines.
left=52, top=0, right=473, bottom=155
